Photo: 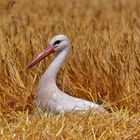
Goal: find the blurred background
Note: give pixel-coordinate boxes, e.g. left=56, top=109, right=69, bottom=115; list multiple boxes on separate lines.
left=0, top=0, right=140, bottom=139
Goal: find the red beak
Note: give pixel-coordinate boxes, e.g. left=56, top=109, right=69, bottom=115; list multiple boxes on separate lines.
left=27, top=45, right=55, bottom=69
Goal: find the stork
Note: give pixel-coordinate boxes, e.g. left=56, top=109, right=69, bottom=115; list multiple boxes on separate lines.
left=28, top=35, right=108, bottom=115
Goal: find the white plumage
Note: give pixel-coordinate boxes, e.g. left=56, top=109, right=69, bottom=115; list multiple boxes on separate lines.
left=28, top=35, right=108, bottom=115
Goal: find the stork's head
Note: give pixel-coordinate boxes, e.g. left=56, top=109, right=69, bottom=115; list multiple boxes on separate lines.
left=27, top=35, right=71, bottom=68
left=50, top=35, right=70, bottom=52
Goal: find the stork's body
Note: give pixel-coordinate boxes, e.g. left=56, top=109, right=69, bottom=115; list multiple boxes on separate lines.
left=28, top=35, right=107, bottom=115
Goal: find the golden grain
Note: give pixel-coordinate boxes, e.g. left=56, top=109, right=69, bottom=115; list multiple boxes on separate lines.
left=0, top=0, right=140, bottom=139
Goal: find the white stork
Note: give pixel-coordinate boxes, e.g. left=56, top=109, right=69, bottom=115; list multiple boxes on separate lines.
left=28, top=35, right=108, bottom=115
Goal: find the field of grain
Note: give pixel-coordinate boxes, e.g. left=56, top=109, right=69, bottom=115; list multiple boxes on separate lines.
left=0, top=0, right=140, bottom=139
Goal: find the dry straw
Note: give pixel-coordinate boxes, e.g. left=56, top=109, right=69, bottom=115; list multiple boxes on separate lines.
left=0, top=0, right=140, bottom=139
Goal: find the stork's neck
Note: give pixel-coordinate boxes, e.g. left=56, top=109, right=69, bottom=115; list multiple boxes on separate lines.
left=40, top=47, right=69, bottom=88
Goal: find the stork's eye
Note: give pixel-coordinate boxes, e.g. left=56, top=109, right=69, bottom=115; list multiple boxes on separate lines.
left=54, top=40, right=61, bottom=46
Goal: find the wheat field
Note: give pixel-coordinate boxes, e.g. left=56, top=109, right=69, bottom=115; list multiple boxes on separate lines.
left=0, top=0, right=140, bottom=139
